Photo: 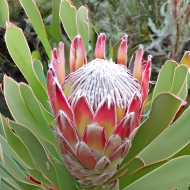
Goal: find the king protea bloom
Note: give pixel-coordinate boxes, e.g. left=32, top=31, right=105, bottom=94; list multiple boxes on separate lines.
left=47, top=34, right=151, bottom=189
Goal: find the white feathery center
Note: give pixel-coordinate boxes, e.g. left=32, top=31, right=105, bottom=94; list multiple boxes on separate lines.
left=64, top=59, right=141, bottom=111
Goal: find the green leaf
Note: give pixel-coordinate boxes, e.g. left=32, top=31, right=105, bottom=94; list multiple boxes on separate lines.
left=120, top=92, right=182, bottom=169
left=0, top=115, right=5, bottom=138
left=8, top=120, right=58, bottom=188
left=25, top=168, right=53, bottom=188
left=0, top=115, right=36, bottom=169
left=179, top=52, right=190, bottom=89
left=31, top=51, right=42, bottom=62
left=0, top=159, right=22, bottom=190
left=138, top=107, right=190, bottom=165
left=52, top=159, right=77, bottom=190
left=38, top=137, right=63, bottom=164
left=0, top=0, right=9, bottom=28
left=4, top=77, right=55, bottom=146
left=32, top=60, right=47, bottom=91
left=110, top=39, right=122, bottom=63
left=60, top=0, right=77, bottom=41
left=19, top=0, right=52, bottom=59
left=119, top=161, right=167, bottom=189
left=40, top=105, right=54, bottom=127
left=0, top=176, right=19, bottom=190
left=188, top=74, right=190, bottom=89
left=152, top=60, right=178, bottom=99
left=171, top=65, right=188, bottom=98
left=61, top=35, right=71, bottom=76
left=51, top=0, right=61, bottom=43
left=123, top=156, right=190, bottom=190
left=127, top=45, right=140, bottom=65
left=0, top=135, right=27, bottom=170
left=77, top=6, right=89, bottom=52
left=0, top=135, right=53, bottom=188
left=178, top=80, right=188, bottom=100
left=19, top=83, right=57, bottom=146
left=5, top=26, right=51, bottom=113
left=108, top=158, right=143, bottom=184
left=91, top=26, right=99, bottom=52
left=0, top=152, right=30, bottom=185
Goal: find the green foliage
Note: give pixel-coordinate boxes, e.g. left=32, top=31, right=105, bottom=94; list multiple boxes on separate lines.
left=59, top=0, right=78, bottom=41
left=0, top=0, right=9, bottom=28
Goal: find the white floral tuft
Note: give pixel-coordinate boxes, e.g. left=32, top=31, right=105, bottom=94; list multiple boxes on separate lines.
left=65, top=59, right=141, bottom=111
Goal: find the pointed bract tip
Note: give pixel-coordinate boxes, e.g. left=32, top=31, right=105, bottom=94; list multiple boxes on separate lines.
left=133, top=48, right=144, bottom=83
left=117, top=35, right=128, bottom=65
left=122, top=34, right=128, bottom=41
left=52, top=48, right=57, bottom=60
left=94, top=33, right=106, bottom=59
left=70, top=35, right=86, bottom=72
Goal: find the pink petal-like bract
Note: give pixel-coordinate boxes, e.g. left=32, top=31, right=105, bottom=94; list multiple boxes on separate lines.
left=82, top=123, right=106, bottom=154
left=76, top=142, right=97, bottom=169
left=127, top=94, right=141, bottom=133
left=52, top=48, right=57, bottom=60
left=114, top=112, right=134, bottom=140
left=52, top=58, right=59, bottom=80
left=109, top=143, right=126, bottom=163
left=58, top=42, right=65, bottom=85
left=58, top=113, right=78, bottom=151
left=55, top=84, right=73, bottom=121
left=94, top=33, right=105, bottom=59
left=141, top=56, right=151, bottom=107
left=103, top=134, right=122, bottom=158
left=70, top=35, right=86, bottom=73
left=47, top=69, right=55, bottom=101
left=73, top=95, right=93, bottom=139
left=117, top=35, right=128, bottom=65
left=133, top=48, right=143, bottom=83
left=92, top=95, right=116, bottom=138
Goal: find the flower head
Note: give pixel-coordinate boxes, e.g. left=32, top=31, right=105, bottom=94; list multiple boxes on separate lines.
left=47, top=33, right=151, bottom=189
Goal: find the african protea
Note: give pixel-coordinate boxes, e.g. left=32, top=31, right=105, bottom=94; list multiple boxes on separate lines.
left=47, top=33, right=151, bottom=189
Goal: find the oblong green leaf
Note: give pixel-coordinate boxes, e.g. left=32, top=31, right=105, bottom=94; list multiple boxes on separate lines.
left=179, top=52, right=190, bottom=89
left=19, top=83, right=57, bottom=146
left=32, top=59, right=47, bottom=91
left=138, top=107, right=190, bottom=165
left=171, top=65, right=188, bottom=98
left=0, top=115, right=5, bottom=138
left=178, top=80, right=187, bottom=100
left=0, top=0, right=9, bottom=28
left=19, top=0, right=52, bottom=59
left=0, top=135, right=26, bottom=170
left=120, top=92, right=182, bottom=169
left=0, top=115, right=35, bottom=169
left=4, top=77, right=55, bottom=146
left=152, top=60, right=178, bottom=99
left=108, top=158, right=143, bottom=184
left=124, top=156, right=190, bottom=190
left=0, top=135, right=53, bottom=189
left=119, top=160, right=167, bottom=189
left=0, top=152, right=30, bottom=184
left=8, top=120, right=58, bottom=188
left=52, top=159, right=77, bottom=190
left=59, top=0, right=77, bottom=41
left=5, top=26, right=51, bottom=113
left=51, top=0, right=61, bottom=43
left=77, top=6, right=89, bottom=52
left=110, top=39, right=122, bottom=63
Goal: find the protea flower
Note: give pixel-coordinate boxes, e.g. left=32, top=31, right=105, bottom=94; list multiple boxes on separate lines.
left=47, top=34, right=151, bottom=189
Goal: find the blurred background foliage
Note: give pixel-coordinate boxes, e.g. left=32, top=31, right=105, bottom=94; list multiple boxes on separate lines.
left=1, top=0, right=190, bottom=116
